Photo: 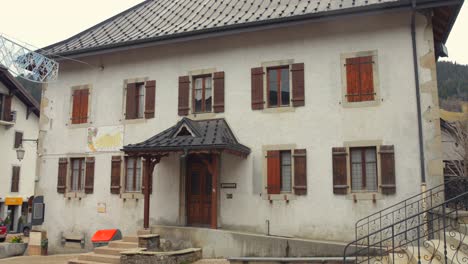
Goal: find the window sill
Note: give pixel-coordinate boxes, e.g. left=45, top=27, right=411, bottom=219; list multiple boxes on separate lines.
left=188, top=112, right=219, bottom=120
left=262, top=106, right=295, bottom=114
left=0, top=120, right=15, bottom=127
left=121, top=192, right=144, bottom=200
left=346, top=192, right=383, bottom=201
left=341, top=99, right=381, bottom=108
left=263, top=193, right=296, bottom=201
left=121, top=118, right=146, bottom=125
left=65, top=192, right=86, bottom=199
left=67, top=122, right=91, bottom=129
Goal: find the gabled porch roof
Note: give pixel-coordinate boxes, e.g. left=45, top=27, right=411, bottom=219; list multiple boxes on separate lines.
left=123, top=118, right=250, bottom=157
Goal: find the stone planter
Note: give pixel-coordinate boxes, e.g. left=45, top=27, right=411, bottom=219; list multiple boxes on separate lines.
left=0, top=243, right=27, bottom=259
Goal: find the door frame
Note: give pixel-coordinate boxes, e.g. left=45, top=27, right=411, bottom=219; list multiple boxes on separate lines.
left=185, top=153, right=219, bottom=229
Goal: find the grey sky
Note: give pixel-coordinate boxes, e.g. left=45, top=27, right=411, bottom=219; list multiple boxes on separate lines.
left=0, top=0, right=466, bottom=64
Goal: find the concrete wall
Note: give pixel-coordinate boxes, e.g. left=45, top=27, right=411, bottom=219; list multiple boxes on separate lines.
left=0, top=82, right=39, bottom=230
left=36, top=11, right=442, bottom=253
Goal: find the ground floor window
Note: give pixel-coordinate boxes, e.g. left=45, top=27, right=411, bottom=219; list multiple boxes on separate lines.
left=350, top=147, right=378, bottom=192
left=125, top=157, right=142, bottom=192
left=265, top=148, right=307, bottom=196
left=70, top=158, right=85, bottom=191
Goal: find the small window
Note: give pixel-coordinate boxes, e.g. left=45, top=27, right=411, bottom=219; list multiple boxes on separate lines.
left=345, top=56, right=375, bottom=103
left=280, top=151, right=292, bottom=192
left=14, top=131, right=23, bottom=148
left=125, top=82, right=145, bottom=120
left=125, top=157, right=142, bottom=192
left=267, top=66, right=290, bottom=107
left=70, top=158, right=85, bottom=191
left=193, top=75, right=212, bottom=113
left=350, top=147, right=377, bottom=192
left=71, top=88, right=89, bottom=124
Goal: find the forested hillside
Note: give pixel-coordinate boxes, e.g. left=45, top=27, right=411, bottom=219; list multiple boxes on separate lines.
left=437, top=61, right=468, bottom=112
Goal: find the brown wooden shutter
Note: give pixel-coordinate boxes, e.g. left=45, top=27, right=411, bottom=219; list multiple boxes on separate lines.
left=126, top=83, right=137, bottom=119
left=251, top=67, right=264, bottom=110
left=332, top=147, right=348, bottom=194
left=111, top=156, right=122, bottom=194
left=14, top=131, right=23, bottom=148
left=71, top=90, right=81, bottom=124
left=359, top=56, right=375, bottom=101
left=213, top=72, right=225, bottom=113
left=3, top=95, right=12, bottom=121
left=293, top=149, right=307, bottom=195
left=57, top=158, right=68, bottom=193
left=84, top=157, right=95, bottom=194
left=291, top=63, right=305, bottom=107
left=79, top=89, right=89, bottom=123
left=345, top=57, right=360, bottom=102
left=178, top=76, right=190, bottom=116
left=144, top=80, right=156, bottom=118
left=266, top=150, right=281, bottom=194
left=380, top=145, right=396, bottom=195
left=11, top=166, right=20, bottom=192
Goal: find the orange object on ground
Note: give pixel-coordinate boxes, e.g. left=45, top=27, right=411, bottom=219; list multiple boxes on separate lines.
left=91, top=229, right=118, bottom=242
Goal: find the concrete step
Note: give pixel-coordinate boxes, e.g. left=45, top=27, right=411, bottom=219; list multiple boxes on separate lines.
left=428, top=238, right=468, bottom=264
left=68, top=259, right=108, bottom=264
left=406, top=246, right=442, bottom=264
left=95, top=245, right=145, bottom=256
left=78, top=253, right=121, bottom=264
left=228, top=257, right=357, bottom=264
left=108, top=240, right=139, bottom=249
left=445, top=230, right=468, bottom=256
left=122, top=236, right=138, bottom=243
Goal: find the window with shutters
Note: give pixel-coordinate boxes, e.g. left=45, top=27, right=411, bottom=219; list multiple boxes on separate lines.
left=11, top=166, right=20, bottom=192
left=193, top=75, right=212, bottom=113
left=124, top=79, right=156, bottom=120
left=70, top=158, right=85, bottom=191
left=350, top=147, right=378, bottom=192
left=0, top=93, right=13, bottom=122
left=71, top=87, right=90, bottom=124
left=341, top=51, right=380, bottom=107
left=267, top=66, right=290, bottom=108
left=125, top=157, right=142, bottom=193
left=264, top=146, right=307, bottom=198
left=14, top=131, right=23, bottom=149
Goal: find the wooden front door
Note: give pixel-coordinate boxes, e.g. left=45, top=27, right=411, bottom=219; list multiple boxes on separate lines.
left=187, top=156, right=212, bottom=226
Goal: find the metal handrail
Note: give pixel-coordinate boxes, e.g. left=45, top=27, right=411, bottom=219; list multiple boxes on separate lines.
left=344, top=180, right=468, bottom=264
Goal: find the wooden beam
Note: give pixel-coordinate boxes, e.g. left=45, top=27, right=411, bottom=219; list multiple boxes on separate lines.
left=211, top=153, right=219, bottom=229
left=143, top=155, right=162, bottom=229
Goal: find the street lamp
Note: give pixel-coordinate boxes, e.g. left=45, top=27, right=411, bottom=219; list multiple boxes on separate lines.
left=16, top=139, right=38, bottom=161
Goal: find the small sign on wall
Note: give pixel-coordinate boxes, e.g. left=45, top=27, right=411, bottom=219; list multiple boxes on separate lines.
left=221, top=183, right=237, bottom=189
left=97, top=203, right=106, bottom=213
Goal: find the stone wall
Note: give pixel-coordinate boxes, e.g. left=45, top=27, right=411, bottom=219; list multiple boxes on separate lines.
left=121, top=248, right=202, bottom=264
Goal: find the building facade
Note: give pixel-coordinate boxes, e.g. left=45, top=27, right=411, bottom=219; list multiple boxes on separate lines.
left=0, top=66, right=40, bottom=234
left=36, top=0, right=462, bottom=253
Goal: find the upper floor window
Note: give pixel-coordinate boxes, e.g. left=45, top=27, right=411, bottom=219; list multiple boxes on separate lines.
left=350, top=147, right=377, bottom=192
left=125, top=80, right=156, bottom=120
left=0, top=93, right=13, bottom=122
left=125, top=157, right=142, bottom=193
left=193, top=75, right=212, bottom=113
left=71, top=88, right=89, bottom=124
left=265, top=148, right=307, bottom=196
left=267, top=66, right=290, bottom=107
left=70, top=158, right=85, bottom=191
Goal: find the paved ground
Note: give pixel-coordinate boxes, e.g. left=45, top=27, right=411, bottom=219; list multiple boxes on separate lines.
left=0, top=254, right=80, bottom=264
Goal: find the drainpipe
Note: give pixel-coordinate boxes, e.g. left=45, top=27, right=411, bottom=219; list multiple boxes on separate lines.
left=411, top=0, right=427, bottom=187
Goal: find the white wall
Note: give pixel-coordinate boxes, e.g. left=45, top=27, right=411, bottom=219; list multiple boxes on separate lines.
left=0, top=82, right=39, bottom=223
left=37, top=11, right=441, bottom=251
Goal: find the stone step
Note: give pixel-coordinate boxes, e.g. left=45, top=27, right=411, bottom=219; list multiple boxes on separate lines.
left=95, top=246, right=145, bottom=256
left=68, top=259, right=108, bottom=264
left=108, top=240, right=139, bottom=249
left=78, top=253, right=121, bottom=264
left=122, top=236, right=138, bottom=243
left=137, top=229, right=151, bottom=236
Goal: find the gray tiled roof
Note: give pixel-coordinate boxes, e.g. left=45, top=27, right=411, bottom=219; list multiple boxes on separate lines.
left=123, top=118, right=251, bottom=155
left=42, top=0, right=401, bottom=56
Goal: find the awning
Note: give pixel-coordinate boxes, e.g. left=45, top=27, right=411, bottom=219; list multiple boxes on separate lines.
left=123, top=118, right=250, bottom=157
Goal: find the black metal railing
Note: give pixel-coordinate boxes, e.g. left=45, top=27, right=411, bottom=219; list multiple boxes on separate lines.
left=343, top=177, right=468, bottom=263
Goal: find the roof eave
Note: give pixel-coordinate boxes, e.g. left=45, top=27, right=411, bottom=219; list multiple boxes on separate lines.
left=0, top=66, right=40, bottom=116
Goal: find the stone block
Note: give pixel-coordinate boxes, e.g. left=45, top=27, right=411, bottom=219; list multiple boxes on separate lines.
left=138, top=234, right=160, bottom=251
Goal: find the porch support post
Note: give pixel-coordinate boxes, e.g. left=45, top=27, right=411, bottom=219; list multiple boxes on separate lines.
left=143, top=155, right=151, bottom=229
left=211, top=153, right=219, bottom=229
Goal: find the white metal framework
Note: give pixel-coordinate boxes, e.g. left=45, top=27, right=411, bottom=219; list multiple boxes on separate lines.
left=0, top=35, right=59, bottom=83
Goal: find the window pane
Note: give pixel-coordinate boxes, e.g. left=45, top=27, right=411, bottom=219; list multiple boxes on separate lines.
left=205, top=77, right=212, bottom=112
left=281, top=151, right=292, bottom=192
left=365, top=148, right=377, bottom=191
left=72, top=160, right=79, bottom=191
left=351, top=149, right=363, bottom=191
left=80, top=160, right=85, bottom=190
left=268, top=69, right=278, bottom=107
left=194, top=78, right=203, bottom=113
left=126, top=158, right=134, bottom=192
left=138, top=84, right=145, bottom=118
left=281, top=68, right=290, bottom=106
left=135, top=158, right=142, bottom=192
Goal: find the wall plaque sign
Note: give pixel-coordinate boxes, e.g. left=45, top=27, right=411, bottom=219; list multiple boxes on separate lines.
left=221, top=183, right=236, bottom=189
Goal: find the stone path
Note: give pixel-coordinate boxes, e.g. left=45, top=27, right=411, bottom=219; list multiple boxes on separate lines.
left=0, top=254, right=79, bottom=264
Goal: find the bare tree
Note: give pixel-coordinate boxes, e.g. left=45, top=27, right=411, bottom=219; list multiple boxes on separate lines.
left=443, top=117, right=468, bottom=177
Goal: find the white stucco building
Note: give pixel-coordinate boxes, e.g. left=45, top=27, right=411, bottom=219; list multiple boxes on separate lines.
left=0, top=66, right=40, bottom=234
left=36, top=0, right=463, bottom=254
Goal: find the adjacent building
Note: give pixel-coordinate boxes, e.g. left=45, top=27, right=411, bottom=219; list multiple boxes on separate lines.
left=37, top=0, right=463, bottom=253
left=0, top=66, right=40, bottom=233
